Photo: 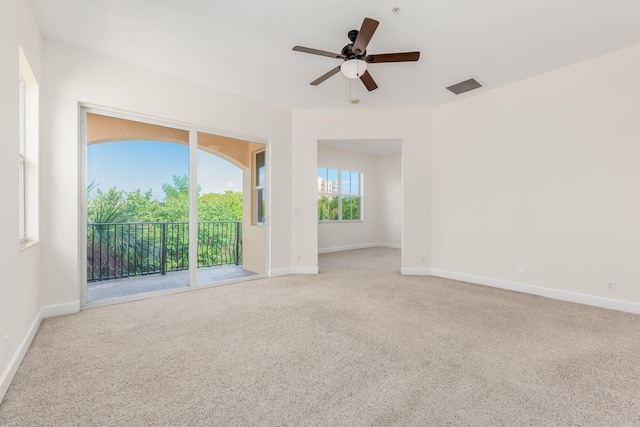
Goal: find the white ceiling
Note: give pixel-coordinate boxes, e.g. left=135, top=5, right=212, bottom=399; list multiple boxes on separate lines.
left=31, top=0, right=640, bottom=111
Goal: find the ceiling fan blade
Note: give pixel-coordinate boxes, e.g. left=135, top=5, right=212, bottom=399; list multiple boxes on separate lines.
left=310, top=66, right=342, bottom=86
left=352, top=18, right=379, bottom=56
left=365, top=51, right=421, bottom=63
left=359, top=70, right=378, bottom=91
left=293, top=46, right=344, bottom=59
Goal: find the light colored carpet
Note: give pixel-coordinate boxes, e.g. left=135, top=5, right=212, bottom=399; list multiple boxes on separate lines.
left=1, top=247, right=639, bottom=426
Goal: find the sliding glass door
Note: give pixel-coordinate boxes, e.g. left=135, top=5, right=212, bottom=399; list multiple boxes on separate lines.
left=83, top=110, right=266, bottom=305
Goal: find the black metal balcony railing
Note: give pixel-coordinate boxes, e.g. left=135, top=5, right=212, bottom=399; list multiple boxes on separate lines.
left=87, top=221, right=242, bottom=283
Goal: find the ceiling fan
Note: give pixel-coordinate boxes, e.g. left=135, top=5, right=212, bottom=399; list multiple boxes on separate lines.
left=293, top=17, right=420, bottom=91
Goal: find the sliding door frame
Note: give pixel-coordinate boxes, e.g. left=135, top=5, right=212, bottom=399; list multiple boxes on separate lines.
left=79, top=105, right=269, bottom=308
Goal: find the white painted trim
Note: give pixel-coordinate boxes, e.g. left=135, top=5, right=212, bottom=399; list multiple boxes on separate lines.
left=318, top=243, right=378, bottom=254
left=377, top=242, right=402, bottom=249
left=318, top=242, right=401, bottom=254
left=291, top=267, right=319, bottom=275
left=401, top=267, right=432, bottom=276
left=268, top=268, right=291, bottom=277
left=430, top=269, right=640, bottom=315
left=0, top=309, right=42, bottom=402
left=41, top=301, right=80, bottom=318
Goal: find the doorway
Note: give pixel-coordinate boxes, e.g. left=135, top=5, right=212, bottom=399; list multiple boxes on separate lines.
left=316, top=139, right=401, bottom=266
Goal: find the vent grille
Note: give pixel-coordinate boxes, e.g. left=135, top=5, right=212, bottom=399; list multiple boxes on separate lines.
left=446, top=78, right=483, bottom=95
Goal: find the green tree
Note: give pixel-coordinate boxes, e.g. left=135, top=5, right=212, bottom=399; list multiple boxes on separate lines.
left=125, top=189, right=161, bottom=222
left=318, top=196, right=339, bottom=220
left=87, top=186, right=136, bottom=224
left=158, top=175, right=193, bottom=222
left=199, top=190, right=242, bottom=221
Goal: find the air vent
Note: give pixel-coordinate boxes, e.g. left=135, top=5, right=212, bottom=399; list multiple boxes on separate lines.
left=446, top=78, right=483, bottom=95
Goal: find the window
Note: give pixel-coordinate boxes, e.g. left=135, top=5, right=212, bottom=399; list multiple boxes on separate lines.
left=254, top=150, right=266, bottom=225
left=317, top=167, right=361, bottom=221
left=19, top=75, right=26, bottom=240
left=19, top=47, right=39, bottom=247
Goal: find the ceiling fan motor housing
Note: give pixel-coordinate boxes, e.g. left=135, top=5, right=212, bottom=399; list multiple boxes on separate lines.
left=341, top=42, right=365, bottom=60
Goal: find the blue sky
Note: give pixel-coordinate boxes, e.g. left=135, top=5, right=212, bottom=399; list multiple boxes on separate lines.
left=87, top=141, right=242, bottom=200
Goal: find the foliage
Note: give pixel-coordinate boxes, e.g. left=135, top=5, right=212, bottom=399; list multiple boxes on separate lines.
left=87, top=175, right=243, bottom=281
left=87, top=175, right=242, bottom=224
left=87, top=186, right=136, bottom=224
left=199, top=191, right=243, bottom=221
left=318, top=196, right=359, bottom=221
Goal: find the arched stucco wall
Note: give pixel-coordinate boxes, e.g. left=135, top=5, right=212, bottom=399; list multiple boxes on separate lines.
left=86, top=113, right=262, bottom=169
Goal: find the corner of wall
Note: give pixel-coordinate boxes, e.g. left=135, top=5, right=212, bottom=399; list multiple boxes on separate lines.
left=0, top=309, right=42, bottom=403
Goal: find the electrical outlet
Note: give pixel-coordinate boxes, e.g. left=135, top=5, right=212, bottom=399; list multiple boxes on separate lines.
left=3, top=335, right=8, bottom=358
left=517, top=267, right=525, bottom=277
left=421, top=257, right=425, bottom=264
left=606, top=281, right=616, bottom=292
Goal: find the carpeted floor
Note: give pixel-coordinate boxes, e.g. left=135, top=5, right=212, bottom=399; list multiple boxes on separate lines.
left=1, top=247, right=639, bottom=426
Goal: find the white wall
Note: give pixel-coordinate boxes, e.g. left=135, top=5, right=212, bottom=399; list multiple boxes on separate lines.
left=431, top=44, right=640, bottom=310
left=0, top=0, right=42, bottom=401
left=292, top=110, right=432, bottom=274
left=376, top=152, right=402, bottom=247
left=40, top=40, right=292, bottom=309
left=242, top=167, right=265, bottom=275
left=317, top=144, right=378, bottom=253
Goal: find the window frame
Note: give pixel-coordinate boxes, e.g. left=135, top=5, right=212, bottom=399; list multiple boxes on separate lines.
left=18, top=47, right=39, bottom=249
left=317, top=167, right=362, bottom=222
left=19, top=75, right=26, bottom=241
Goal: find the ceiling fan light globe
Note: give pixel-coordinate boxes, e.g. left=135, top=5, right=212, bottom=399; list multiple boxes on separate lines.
left=340, top=59, right=367, bottom=79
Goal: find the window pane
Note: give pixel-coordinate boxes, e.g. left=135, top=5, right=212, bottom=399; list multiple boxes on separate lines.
left=86, top=138, right=190, bottom=301
left=255, top=151, right=265, bottom=187
left=352, top=197, right=360, bottom=220
left=341, top=170, right=351, bottom=195
left=317, top=167, right=327, bottom=193
left=318, top=194, right=328, bottom=220
left=327, top=169, right=339, bottom=194
left=19, top=158, right=25, bottom=238
left=19, top=78, right=26, bottom=155
left=328, top=196, right=339, bottom=220
left=351, top=172, right=360, bottom=195
left=342, top=196, right=352, bottom=220
left=257, top=188, right=266, bottom=224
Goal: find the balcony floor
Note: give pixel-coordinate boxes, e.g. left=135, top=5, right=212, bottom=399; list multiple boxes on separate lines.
left=87, top=265, right=257, bottom=302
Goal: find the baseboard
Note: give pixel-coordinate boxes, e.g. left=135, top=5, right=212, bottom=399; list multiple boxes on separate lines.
left=41, top=301, right=80, bottom=318
left=290, top=266, right=319, bottom=275
left=430, top=269, right=640, bottom=315
left=401, top=267, right=432, bottom=275
left=377, top=243, right=402, bottom=249
left=268, top=268, right=291, bottom=277
left=0, top=309, right=42, bottom=403
left=318, top=242, right=401, bottom=254
left=318, top=243, right=378, bottom=254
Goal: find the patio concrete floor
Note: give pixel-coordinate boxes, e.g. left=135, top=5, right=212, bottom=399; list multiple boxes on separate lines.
left=87, top=265, right=258, bottom=302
